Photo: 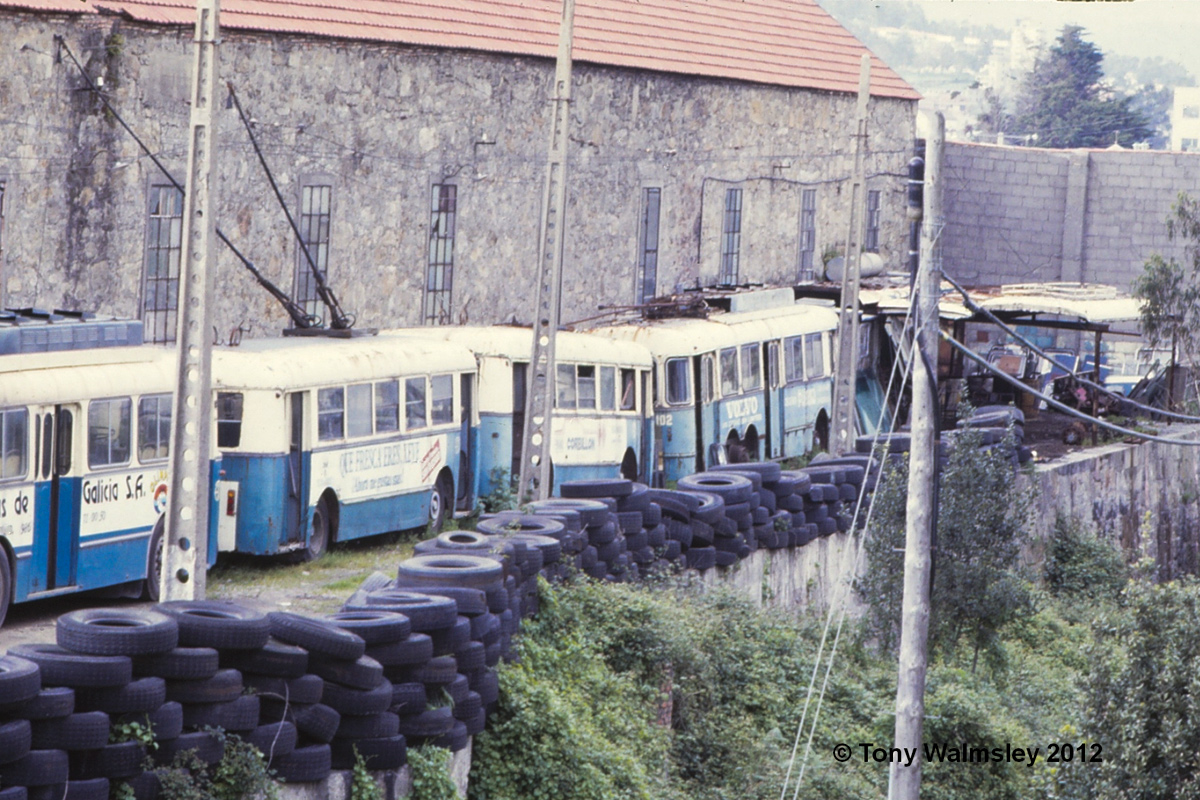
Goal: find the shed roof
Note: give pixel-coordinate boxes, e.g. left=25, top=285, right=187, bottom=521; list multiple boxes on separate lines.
left=9, top=0, right=918, bottom=99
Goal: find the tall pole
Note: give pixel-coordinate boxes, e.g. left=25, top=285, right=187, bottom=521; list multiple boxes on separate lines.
left=889, top=111, right=943, bottom=800
left=831, top=54, right=871, bottom=457
left=161, top=0, right=220, bottom=600
left=518, top=0, right=575, bottom=502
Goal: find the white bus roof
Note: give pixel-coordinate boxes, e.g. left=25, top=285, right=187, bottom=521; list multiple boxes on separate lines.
left=214, top=335, right=478, bottom=392
left=590, top=303, right=839, bottom=357
left=387, top=326, right=653, bottom=368
left=0, top=346, right=177, bottom=407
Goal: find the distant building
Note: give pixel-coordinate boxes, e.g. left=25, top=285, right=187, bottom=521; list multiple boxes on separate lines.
left=1170, top=86, right=1200, bottom=151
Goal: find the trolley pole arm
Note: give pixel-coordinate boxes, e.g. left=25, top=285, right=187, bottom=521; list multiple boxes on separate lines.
left=226, top=83, right=354, bottom=330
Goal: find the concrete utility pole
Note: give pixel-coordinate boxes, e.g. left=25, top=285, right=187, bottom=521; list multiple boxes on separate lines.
left=831, top=54, right=871, bottom=457
left=161, top=0, right=220, bottom=600
left=889, top=111, right=944, bottom=800
left=517, top=0, right=576, bottom=502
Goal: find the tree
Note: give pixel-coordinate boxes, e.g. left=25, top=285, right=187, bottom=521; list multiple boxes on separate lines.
left=1005, top=26, right=1153, bottom=148
left=1133, top=193, right=1200, bottom=368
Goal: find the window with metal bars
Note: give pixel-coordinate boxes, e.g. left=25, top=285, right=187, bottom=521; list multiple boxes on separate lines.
left=425, top=184, right=457, bottom=324
left=865, top=189, right=881, bottom=253
left=798, top=188, right=817, bottom=282
left=636, top=187, right=661, bottom=304
left=720, top=188, right=742, bottom=285
left=295, top=184, right=332, bottom=319
left=142, top=185, right=184, bottom=344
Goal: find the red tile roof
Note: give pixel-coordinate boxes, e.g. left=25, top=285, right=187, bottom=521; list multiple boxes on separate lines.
left=8, top=0, right=919, bottom=100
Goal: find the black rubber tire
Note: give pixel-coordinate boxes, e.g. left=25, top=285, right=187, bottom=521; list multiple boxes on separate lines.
left=300, top=497, right=332, bottom=563
left=320, top=679, right=393, bottom=716
left=0, top=720, right=32, bottom=765
left=268, top=612, right=366, bottom=661
left=429, top=472, right=453, bottom=534
left=366, top=633, right=434, bottom=668
left=409, top=656, right=457, bottom=687
left=330, top=734, right=407, bottom=771
left=817, top=517, right=839, bottom=536
left=133, top=647, right=220, bottom=680
left=676, top=472, right=753, bottom=504
left=125, top=771, right=160, bottom=800
left=0, top=657, right=41, bottom=707
left=382, top=586, right=487, bottom=618
left=11, top=688, right=75, bottom=721
left=353, top=593, right=457, bottom=632
left=615, top=482, right=651, bottom=512
left=219, top=639, right=308, bottom=678
left=56, top=610, right=178, bottom=658
left=586, top=522, right=618, bottom=546
left=505, top=533, right=561, bottom=565
left=115, top=701, right=182, bottom=742
left=309, top=655, right=384, bottom=691
left=0, top=750, right=68, bottom=786
left=452, top=689, right=482, bottom=722
left=664, top=519, right=692, bottom=548
left=273, top=743, right=331, bottom=783
left=526, top=498, right=610, bottom=527
left=293, top=704, right=341, bottom=743
left=470, top=611, right=500, bottom=641
left=470, top=670, right=499, bottom=705
left=68, top=742, right=144, bottom=780
left=714, top=550, right=738, bottom=567
left=688, top=547, right=716, bottom=571
left=155, top=732, right=223, bottom=766
left=142, top=520, right=164, bottom=604
left=432, top=720, right=469, bottom=752
left=181, top=694, right=260, bottom=732
left=559, top=478, right=633, bottom=498
left=74, top=678, right=166, bottom=715
left=0, top=786, right=27, bottom=800
left=155, top=601, right=270, bottom=651
left=476, top=514, right=566, bottom=541
left=30, top=712, right=109, bottom=751
left=709, top=461, right=782, bottom=482
left=334, top=711, right=400, bottom=740
left=327, top=611, right=412, bottom=645
left=389, top=682, right=427, bottom=716
left=395, top=555, right=504, bottom=591
left=394, top=707, right=453, bottom=738
left=246, top=721, right=297, bottom=760
left=244, top=673, right=324, bottom=705
left=464, top=706, right=486, bottom=736
left=165, top=668, right=243, bottom=704
left=429, top=618, right=471, bottom=658
left=61, top=780, right=108, bottom=800
left=615, top=511, right=644, bottom=534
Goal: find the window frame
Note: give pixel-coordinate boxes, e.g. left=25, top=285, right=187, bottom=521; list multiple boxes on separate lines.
left=798, top=188, right=817, bottom=282
left=719, top=347, right=739, bottom=397
left=740, top=344, right=762, bottom=392
left=720, top=188, right=743, bottom=285
left=216, top=392, right=244, bottom=449
left=405, top=377, right=428, bottom=431
left=317, top=386, right=346, bottom=442
left=784, top=335, right=806, bottom=384
left=295, top=182, right=333, bottom=319
left=805, top=333, right=827, bottom=380
left=142, top=184, right=185, bottom=344
left=87, top=397, right=133, bottom=469
left=636, top=186, right=662, bottom=304
left=374, top=380, right=400, bottom=434
left=864, top=189, right=881, bottom=253
left=0, top=407, right=29, bottom=481
left=430, top=374, right=455, bottom=425
left=425, top=183, right=457, bottom=325
left=137, top=393, right=172, bottom=463
left=664, top=357, right=691, bottom=406
left=345, top=382, right=374, bottom=439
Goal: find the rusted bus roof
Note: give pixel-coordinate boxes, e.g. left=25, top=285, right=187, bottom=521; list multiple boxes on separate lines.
left=58, top=0, right=918, bottom=99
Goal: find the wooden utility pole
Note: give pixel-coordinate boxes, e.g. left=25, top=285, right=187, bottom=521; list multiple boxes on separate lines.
left=889, top=111, right=943, bottom=800
left=161, top=0, right=219, bottom=600
left=831, top=54, right=871, bottom=457
left=518, top=0, right=576, bottom=502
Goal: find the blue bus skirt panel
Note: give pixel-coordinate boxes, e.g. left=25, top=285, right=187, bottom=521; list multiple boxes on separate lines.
left=715, top=394, right=767, bottom=447
left=658, top=408, right=698, bottom=485
left=76, top=523, right=153, bottom=591
left=221, top=454, right=293, bottom=556
left=473, top=413, right=514, bottom=500
left=14, top=481, right=55, bottom=600
left=336, top=489, right=430, bottom=541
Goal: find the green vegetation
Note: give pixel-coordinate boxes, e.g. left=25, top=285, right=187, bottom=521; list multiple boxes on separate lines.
left=1135, top=192, right=1200, bottom=370
left=349, top=746, right=384, bottom=800
left=138, top=731, right=278, bottom=800
left=409, top=746, right=460, bottom=800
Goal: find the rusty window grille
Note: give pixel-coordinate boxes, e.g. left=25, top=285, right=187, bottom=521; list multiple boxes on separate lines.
left=295, top=184, right=332, bottom=319
left=720, top=188, right=742, bottom=285
left=425, top=184, right=456, bottom=325
left=142, top=185, right=184, bottom=344
left=865, top=189, right=881, bottom=253
left=798, top=188, right=817, bottom=282
left=636, top=187, right=661, bottom=304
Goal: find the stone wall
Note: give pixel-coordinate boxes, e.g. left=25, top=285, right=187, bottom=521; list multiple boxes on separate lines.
left=0, top=12, right=916, bottom=340
left=941, top=141, right=1199, bottom=290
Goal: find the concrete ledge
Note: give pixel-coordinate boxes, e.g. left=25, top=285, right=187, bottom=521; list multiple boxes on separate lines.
left=278, top=739, right=472, bottom=800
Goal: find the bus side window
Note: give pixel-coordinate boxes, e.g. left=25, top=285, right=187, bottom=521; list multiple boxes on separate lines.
left=375, top=381, right=400, bottom=433
left=346, top=383, right=373, bottom=438
left=406, top=378, right=427, bottom=430
left=577, top=366, right=596, bottom=409
left=0, top=407, right=28, bottom=480
left=318, top=387, right=345, bottom=441
left=701, top=355, right=715, bottom=403
left=767, top=341, right=780, bottom=389
left=665, top=358, right=690, bottom=405
left=740, top=344, right=762, bottom=391
left=805, top=333, right=826, bottom=379
left=431, top=374, right=454, bottom=424
left=599, top=367, right=616, bottom=411
left=217, top=393, right=244, bottom=448
left=138, top=393, right=172, bottom=462
left=620, top=368, right=636, bottom=411
left=556, top=364, right=577, bottom=409
left=784, top=336, right=804, bottom=383
left=88, top=398, right=131, bottom=468
left=719, top=347, right=739, bottom=396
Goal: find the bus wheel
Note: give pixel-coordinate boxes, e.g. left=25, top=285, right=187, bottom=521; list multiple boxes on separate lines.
left=430, top=472, right=453, bottom=533
left=0, top=550, right=10, bottom=629
left=143, top=521, right=164, bottom=602
left=304, top=498, right=331, bottom=562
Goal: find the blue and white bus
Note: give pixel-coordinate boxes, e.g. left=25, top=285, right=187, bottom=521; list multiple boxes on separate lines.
left=0, top=346, right=219, bottom=620
left=395, top=326, right=654, bottom=498
left=591, top=302, right=838, bottom=483
left=211, top=335, right=478, bottom=560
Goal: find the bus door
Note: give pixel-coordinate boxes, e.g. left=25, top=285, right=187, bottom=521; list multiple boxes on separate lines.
left=285, top=393, right=305, bottom=546
left=639, top=370, right=651, bottom=484
left=40, top=404, right=78, bottom=591
left=765, top=340, right=781, bottom=459
left=458, top=374, right=473, bottom=510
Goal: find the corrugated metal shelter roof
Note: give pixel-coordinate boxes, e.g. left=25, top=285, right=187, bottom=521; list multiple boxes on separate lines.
left=6, top=0, right=918, bottom=100
left=974, top=283, right=1144, bottom=325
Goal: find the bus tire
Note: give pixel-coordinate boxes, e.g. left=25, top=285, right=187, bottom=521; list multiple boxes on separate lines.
left=142, top=520, right=164, bottom=603
left=303, top=498, right=332, bottom=563
left=430, top=471, right=453, bottom=533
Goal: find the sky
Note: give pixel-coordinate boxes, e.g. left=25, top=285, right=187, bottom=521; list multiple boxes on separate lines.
left=914, top=1, right=1200, bottom=79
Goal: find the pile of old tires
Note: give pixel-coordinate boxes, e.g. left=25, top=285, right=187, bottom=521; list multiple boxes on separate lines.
left=0, top=599, right=457, bottom=799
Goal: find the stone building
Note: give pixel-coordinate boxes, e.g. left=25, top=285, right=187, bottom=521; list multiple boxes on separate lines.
left=0, top=0, right=918, bottom=341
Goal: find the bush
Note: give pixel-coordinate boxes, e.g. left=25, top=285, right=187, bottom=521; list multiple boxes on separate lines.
left=1044, top=514, right=1126, bottom=603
